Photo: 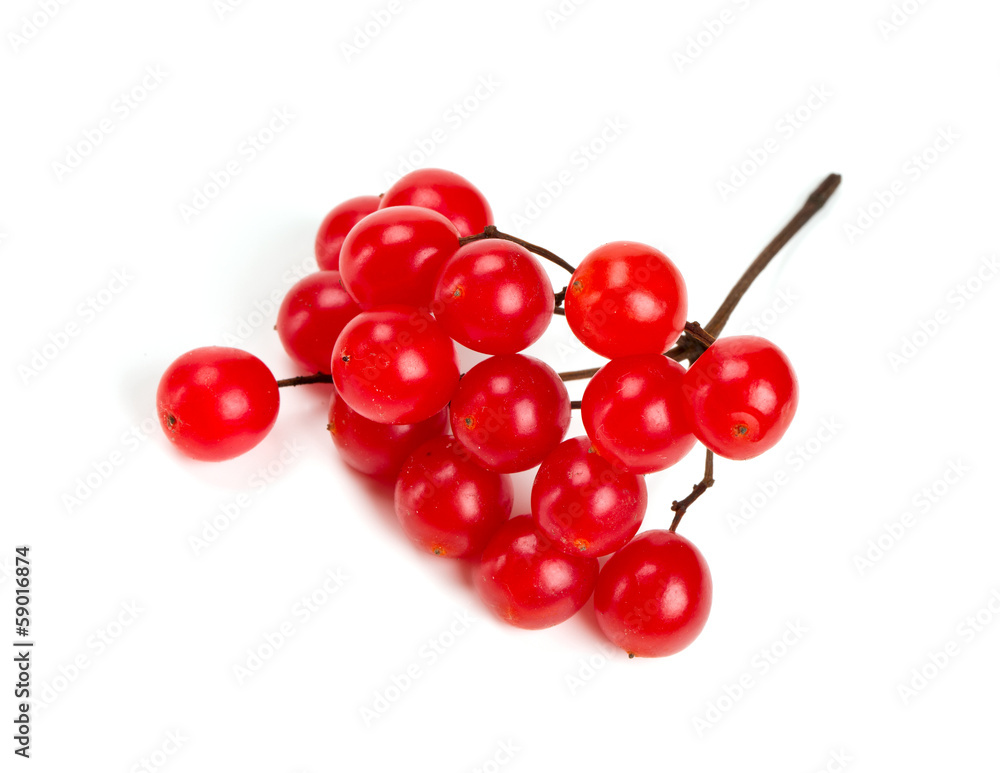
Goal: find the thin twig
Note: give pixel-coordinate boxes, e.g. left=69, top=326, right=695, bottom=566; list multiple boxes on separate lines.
left=669, top=450, right=714, bottom=532
left=558, top=367, right=601, bottom=382
left=704, top=173, right=841, bottom=337
left=459, top=225, right=577, bottom=274
left=276, top=373, right=333, bottom=388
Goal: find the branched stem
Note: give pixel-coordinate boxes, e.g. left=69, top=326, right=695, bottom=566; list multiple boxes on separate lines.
left=459, top=225, right=577, bottom=274
left=279, top=176, right=840, bottom=533
left=669, top=450, right=714, bottom=533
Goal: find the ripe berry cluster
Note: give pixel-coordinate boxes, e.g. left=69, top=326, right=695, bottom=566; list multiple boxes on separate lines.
left=157, top=168, right=839, bottom=658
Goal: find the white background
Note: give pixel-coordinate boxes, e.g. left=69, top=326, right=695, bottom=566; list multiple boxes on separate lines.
left=3, top=0, right=999, bottom=770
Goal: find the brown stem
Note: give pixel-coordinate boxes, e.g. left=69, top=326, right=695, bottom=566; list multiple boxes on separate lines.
left=704, top=173, right=841, bottom=338
left=570, top=400, right=582, bottom=410
left=669, top=450, right=714, bottom=533
left=277, top=373, right=333, bottom=388
left=558, top=366, right=601, bottom=382
left=459, top=225, right=577, bottom=274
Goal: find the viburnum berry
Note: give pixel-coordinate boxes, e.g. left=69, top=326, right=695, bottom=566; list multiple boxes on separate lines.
left=276, top=271, right=361, bottom=374
left=331, top=306, right=460, bottom=425
left=395, top=436, right=513, bottom=558
left=379, top=168, right=492, bottom=237
left=315, top=195, right=381, bottom=271
left=582, top=354, right=696, bottom=474
left=564, top=241, right=687, bottom=359
left=594, top=530, right=712, bottom=658
left=450, top=354, right=570, bottom=473
left=683, top=336, right=798, bottom=460
left=327, top=390, right=447, bottom=484
left=339, top=206, right=461, bottom=308
left=432, top=239, right=554, bottom=354
left=531, top=436, right=648, bottom=558
left=475, top=515, right=599, bottom=630
left=156, top=347, right=279, bottom=462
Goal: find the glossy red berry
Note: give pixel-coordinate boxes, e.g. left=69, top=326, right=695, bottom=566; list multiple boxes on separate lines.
left=564, top=241, right=687, bottom=359
left=315, top=195, right=380, bottom=271
left=340, top=206, right=461, bottom=308
left=395, top=437, right=513, bottom=558
left=582, top=354, right=696, bottom=474
left=328, top=390, right=447, bottom=484
left=432, top=240, right=554, bottom=354
left=594, top=530, right=712, bottom=658
left=531, top=437, right=647, bottom=558
left=475, top=516, right=599, bottom=630
left=450, top=355, right=570, bottom=474
left=332, top=306, right=460, bottom=425
left=156, top=347, right=279, bottom=462
left=379, top=168, right=492, bottom=237
left=276, top=271, right=361, bottom=374
left=684, top=336, right=798, bottom=460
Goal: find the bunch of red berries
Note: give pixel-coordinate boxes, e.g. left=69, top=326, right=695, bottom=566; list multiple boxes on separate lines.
left=157, top=168, right=803, bottom=658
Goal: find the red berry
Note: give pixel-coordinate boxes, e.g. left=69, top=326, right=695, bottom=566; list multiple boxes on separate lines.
left=450, top=354, right=570, bottom=473
left=582, top=354, right=696, bottom=474
left=475, top=516, right=599, bottom=630
left=433, top=239, right=554, bottom=354
left=564, top=241, right=687, bottom=359
left=684, top=336, right=798, bottom=460
left=531, top=437, right=647, bottom=558
left=379, top=168, right=492, bottom=237
left=395, top=437, right=513, bottom=558
left=340, top=206, right=460, bottom=308
left=276, top=271, right=361, bottom=374
left=328, top=390, right=447, bottom=484
left=156, top=347, right=279, bottom=462
left=594, top=530, right=712, bottom=658
left=315, top=195, right=380, bottom=271
left=332, top=306, right=460, bottom=425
